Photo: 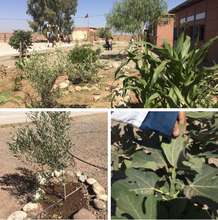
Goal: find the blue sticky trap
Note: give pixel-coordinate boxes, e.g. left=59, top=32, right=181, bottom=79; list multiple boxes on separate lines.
left=139, top=112, right=179, bottom=138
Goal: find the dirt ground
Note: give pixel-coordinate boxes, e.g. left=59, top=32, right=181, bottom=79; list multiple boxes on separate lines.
left=0, top=42, right=129, bottom=108
left=0, top=113, right=108, bottom=219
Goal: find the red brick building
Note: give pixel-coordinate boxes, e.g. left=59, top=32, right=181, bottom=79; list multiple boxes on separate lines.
left=169, top=0, right=218, bottom=63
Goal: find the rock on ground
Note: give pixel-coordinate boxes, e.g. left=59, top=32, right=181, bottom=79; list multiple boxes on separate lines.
left=22, top=202, right=41, bottom=213
left=86, top=178, right=97, bottom=185
left=93, top=199, right=106, bottom=210
left=7, top=211, right=27, bottom=220
left=97, top=194, right=108, bottom=202
left=93, top=182, right=106, bottom=195
left=59, top=80, right=70, bottom=89
left=73, top=208, right=96, bottom=219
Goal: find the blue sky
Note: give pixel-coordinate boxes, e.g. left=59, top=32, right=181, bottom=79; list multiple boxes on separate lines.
left=0, top=0, right=185, bottom=32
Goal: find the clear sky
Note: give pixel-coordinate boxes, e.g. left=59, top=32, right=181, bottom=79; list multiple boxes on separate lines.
left=0, top=0, right=185, bottom=32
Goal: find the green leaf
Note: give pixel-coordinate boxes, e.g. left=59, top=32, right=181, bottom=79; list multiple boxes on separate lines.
left=184, top=165, right=218, bottom=203
left=112, top=168, right=159, bottom=197
left=161, top=125, right=186, bottom=168
left=125, top=149, right=166, bottom=171
left=183, top=155, right=205, bottom=173
left=144, top=195, right=158, bottom=219
left=151, top=60, right=168, bottom=86
left=113, top=190, right=146, bottom=219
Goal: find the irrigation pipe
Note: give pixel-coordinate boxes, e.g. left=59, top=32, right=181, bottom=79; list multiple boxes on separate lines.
left=68, top=151, right=107, bottom=171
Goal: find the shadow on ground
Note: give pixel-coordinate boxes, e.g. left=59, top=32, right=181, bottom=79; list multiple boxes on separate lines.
left=0, top=167, right=38, bottom=202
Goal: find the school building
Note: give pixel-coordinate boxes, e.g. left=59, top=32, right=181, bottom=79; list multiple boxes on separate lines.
left=169, top=0, right=218, bottom=63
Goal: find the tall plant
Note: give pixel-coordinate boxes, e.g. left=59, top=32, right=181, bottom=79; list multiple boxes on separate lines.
left=114, top=34, right=218, bottom=108
left=9, top=30, right=32, bottom=57
left=112, top=112, right=218, bottom=219
left=9, top=112, right=73, bottom=175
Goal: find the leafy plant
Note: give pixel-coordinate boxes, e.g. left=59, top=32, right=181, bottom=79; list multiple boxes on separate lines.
left=16, top=50, right=70, bottom=107
left=97, top=27, right=112, bottom=39
left=68, top=45, right=101, bottom=83
left=9, top=112, right=73, bottom=175
left=112, top=112, right=218, bottom=219
left=9, top=30, right=33, bottom=57
left=114, top=34, right=218, bottom=108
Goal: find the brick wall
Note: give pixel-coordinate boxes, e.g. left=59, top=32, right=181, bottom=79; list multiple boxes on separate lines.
left=173, top=0, right=218, bottom=63
left=156, top=17, right=174, bottom=47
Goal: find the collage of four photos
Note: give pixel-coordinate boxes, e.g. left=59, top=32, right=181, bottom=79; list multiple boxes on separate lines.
left=0, top=0, right=218, bottom=219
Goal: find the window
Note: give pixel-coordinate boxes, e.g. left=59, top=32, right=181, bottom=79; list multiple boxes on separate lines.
left=199, top=25, right=205, bottom=41
left=187, top=15, right=194, bottom=22
left=173, top=27, right=178, bottom=41
left=194, top=24, right=205, bottom=41
left=186, top=25, right=194, bottom=39
left=196, top=12, right=206, bottom=20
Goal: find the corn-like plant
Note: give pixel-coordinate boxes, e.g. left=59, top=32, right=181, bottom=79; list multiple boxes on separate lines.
left=112, top=112, right=218, bottom=219
left=114, top=34, right=218, bottom=108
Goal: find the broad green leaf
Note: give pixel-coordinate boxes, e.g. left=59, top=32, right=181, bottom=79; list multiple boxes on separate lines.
left=162, top=125, right=186, bottom=168
left=144, top=195, right=158, bottom=219
left=113, top=190, right=146, bottom=219
left=112, top=168, right=159, bottom=198
left=124, top=149, right=166, bottom=171
left=183, top=155, right=205, bottom=173
left=184, top=165, right=218, bottom=203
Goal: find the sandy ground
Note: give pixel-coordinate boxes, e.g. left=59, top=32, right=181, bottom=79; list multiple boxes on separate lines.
left=0, top=113, right=108, bottom=218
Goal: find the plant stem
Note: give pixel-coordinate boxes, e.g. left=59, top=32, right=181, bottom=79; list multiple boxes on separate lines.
left=170, top=167, right=177, bottom=198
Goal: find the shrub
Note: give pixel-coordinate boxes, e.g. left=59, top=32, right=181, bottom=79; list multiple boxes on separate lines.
left=97, top=27, right=112, bottom=39
left=68, top=45, right=100, bottom=64
left=67, top=45, right=101, bottom=83
left=16, top=50, right=69, bottom=107
left=114, top=34, right=218, bottom=108
left=9, top=30, right=33, bottom=57
left=112, top=112, right=218, bottom=219
left=9, top=112, right=73, bottom=176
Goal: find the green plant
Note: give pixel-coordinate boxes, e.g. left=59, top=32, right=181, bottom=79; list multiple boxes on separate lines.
left=97, top=27, right=112, bottom=39
left=9, top=30, right=32, bottom=57
left=16, top=50, right=70, bottom=107
left=112, top=112, right=218, bottom=219
left=68, top=45, right=101, bottom=83
left=114, top=34, right=218, bottom=108
left=9, top=112, right=73, bottom=175
left=68, top=45, right=100, bottom=64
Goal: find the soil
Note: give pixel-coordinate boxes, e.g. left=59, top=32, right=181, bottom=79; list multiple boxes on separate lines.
left=39, top=182, right=87, bottom=219
left=0, top=113, right=107, bottom=219
left=0, top=42, right=129, bottom=108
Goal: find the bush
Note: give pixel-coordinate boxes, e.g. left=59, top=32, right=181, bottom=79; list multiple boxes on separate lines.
left=17, top=50, right=69, bottom=107
left=9, top=30, right=33, bottom=57
left=114, top=34, right=218, bottom=108
left=9, top=112, right=73, bottom=175
left=68, top=45, right=101, bottom=83
left=97, top=27, right=112, bottom=39
left=68, top=45, right=100, bottom=64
